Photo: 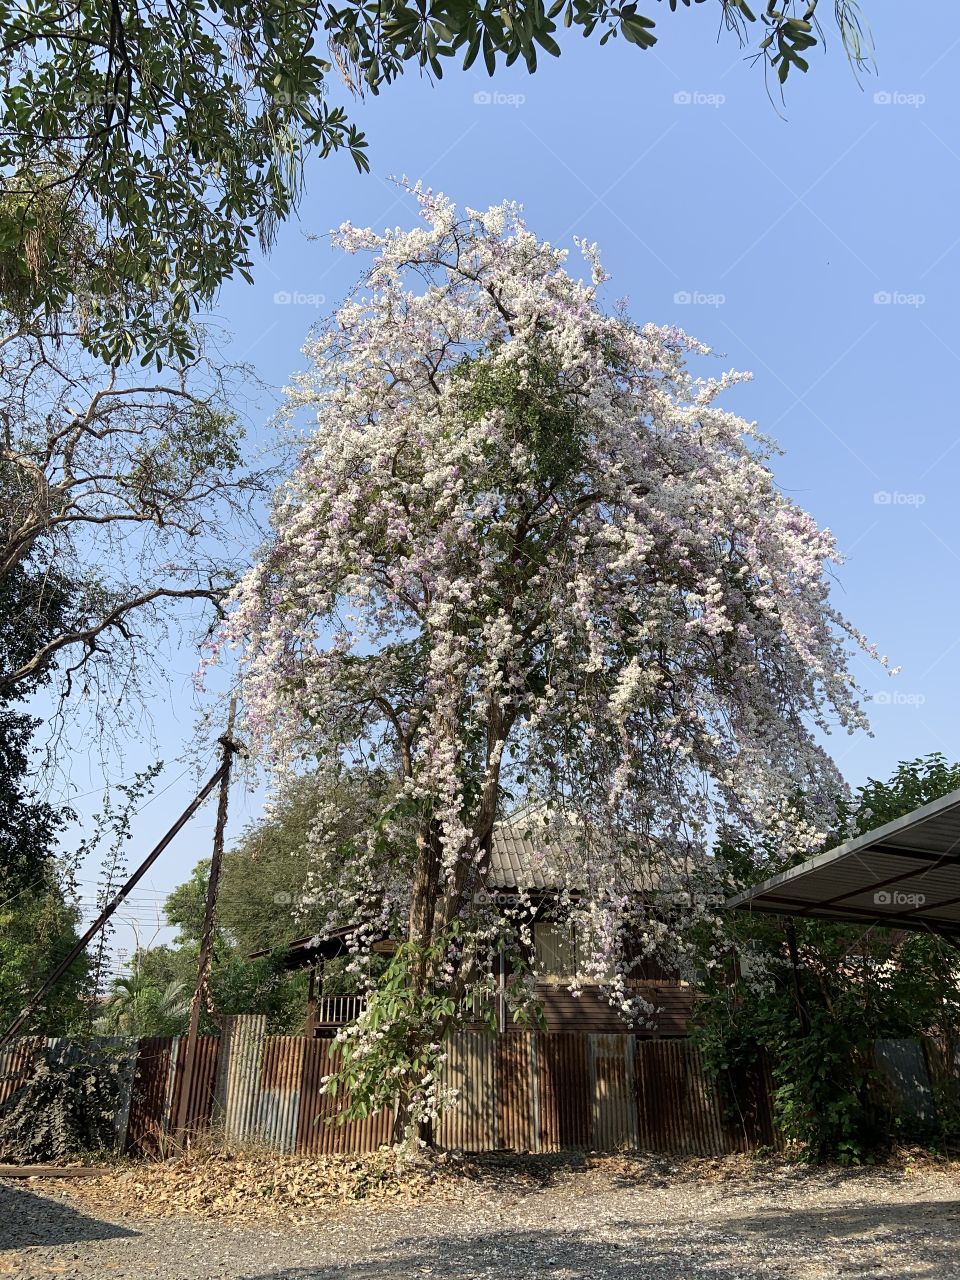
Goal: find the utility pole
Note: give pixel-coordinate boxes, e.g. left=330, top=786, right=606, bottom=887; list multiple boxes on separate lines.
left=174, top=698, right=238, bottom=1136
left=0, top=756, right=232, bottom=1048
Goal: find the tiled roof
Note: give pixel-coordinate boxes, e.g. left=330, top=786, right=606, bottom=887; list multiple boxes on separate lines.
left=488, top=824, right=562, bottom=891
left=486, top=820, right=693, bottom=894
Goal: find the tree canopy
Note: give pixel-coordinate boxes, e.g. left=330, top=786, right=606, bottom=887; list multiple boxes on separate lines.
left=94, top=970, right=189, bottom=1040
left=0, top=563, right=75, bottom=893
left=99, top=769, right=385, bottom=1036
left=0, top=882, right=91, bottom=1035
left=166, top=768, right=393, bottom=955
left=0, top=293, right=266, bottom=728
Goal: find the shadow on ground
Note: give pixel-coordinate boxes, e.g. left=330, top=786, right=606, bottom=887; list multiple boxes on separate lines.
left=0, top=1182, right=138, bottom=1249
left=233, top=1199, right=960, bottom=1280
left=730, top=1196, right=960, bottom=1239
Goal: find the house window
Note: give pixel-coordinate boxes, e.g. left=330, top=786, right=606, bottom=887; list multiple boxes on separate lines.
left=534, top=923, right=577, bottom=980
left=534, top=921, right=619, bottom=984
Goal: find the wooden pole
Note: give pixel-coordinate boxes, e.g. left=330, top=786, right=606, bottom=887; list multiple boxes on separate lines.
left=0, top=760, right=230, bottom=1048
left=305, top=962, right=318, bottom=1038
left=174, top=699, right=238, bottom=1135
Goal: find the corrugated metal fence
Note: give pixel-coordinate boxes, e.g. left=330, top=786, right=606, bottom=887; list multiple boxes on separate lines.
left=0, top=1018, right=780, bottom=1157
left=499, top=1033, right=776, bottom=1154
left=124, top=1033, right=221, bottom=1156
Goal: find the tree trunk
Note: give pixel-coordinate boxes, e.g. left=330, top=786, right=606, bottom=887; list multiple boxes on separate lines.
left=408, top=818, right=444, bottom=966
left=394, top=714, right=509, bottom=1145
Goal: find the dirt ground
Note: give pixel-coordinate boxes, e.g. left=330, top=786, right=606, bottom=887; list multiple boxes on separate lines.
left=3, top=1152, right=960, bottom=1280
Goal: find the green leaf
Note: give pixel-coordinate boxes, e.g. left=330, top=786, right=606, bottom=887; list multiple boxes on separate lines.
left=533, top=28, right=561, bottom=55
left=482, top=33, right=497, bottom=74
left=462, top=28, right=483, bottom=68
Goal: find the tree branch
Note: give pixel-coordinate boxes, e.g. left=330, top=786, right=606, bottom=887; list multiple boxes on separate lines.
left=0, top=584, right=225, bottom=695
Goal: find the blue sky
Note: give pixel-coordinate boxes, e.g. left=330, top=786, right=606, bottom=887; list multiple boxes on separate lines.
left=61, top=1, right=960, bottom=967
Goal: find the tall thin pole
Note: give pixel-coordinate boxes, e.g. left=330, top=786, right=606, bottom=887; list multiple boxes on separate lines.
left=0, top=760, right=230, bottom=1048
left=175, top=699, right=238, bottom=1135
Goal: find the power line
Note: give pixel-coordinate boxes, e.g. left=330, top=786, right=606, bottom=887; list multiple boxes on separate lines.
left=60, top=761, right=198, bottom=807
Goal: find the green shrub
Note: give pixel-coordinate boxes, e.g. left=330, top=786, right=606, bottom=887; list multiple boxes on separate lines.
left=0, top=1042, right=128, bottom=1163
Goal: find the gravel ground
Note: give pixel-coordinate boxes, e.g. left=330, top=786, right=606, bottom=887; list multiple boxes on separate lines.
left=3, top=1157, right=960, bottom=1280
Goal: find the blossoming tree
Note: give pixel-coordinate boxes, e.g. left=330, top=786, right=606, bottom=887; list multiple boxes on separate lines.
left=220, top=188, right=883, bottom=1133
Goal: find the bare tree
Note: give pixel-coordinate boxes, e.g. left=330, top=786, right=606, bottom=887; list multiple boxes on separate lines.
left=0, top=315, right=267, bottom=724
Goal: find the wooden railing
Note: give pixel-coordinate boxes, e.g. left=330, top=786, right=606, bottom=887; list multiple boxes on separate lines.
left=313, top=994, right=367, bottom=1028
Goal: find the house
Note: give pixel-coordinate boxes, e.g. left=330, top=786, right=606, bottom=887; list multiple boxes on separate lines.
left=254, top=819, right=701, bottom=1039
left=486, top=821, right=699, bottom=1036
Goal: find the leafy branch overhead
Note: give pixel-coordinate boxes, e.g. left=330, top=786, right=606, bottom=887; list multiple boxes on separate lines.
left=349, top=0, right=870, bottom=83
left=0, top=0, right=871, bottom=360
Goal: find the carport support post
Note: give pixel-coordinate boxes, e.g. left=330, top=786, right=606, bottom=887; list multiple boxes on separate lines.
left=785, top=922, right=811, bottom=1037
left=174, top=699, right=238, bottom=1137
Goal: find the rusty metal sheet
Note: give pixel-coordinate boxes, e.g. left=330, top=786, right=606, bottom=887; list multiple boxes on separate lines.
left=255, top=1035, right=305, bottom=1153
left=295, top=1036, right=335, bottom=1154
left=438, top=1029, right=496, bottom=1151
left=923, top=1034, right=960, bottom=1093
left=635, top=1039, right=734, bottom=1156
left=295, top=1037, right=394, bottom=1154
left=0, top=1038, right=45, bottom=1109
left=324, top=1036, right=394, bottom=1155
left=536, top=1033, right=591, bottom=1150
left=1, top=1019, right=791, bottom=1160
left=496, top=1032, right=538, bottom=1151
left=589, top=1034, right=639, bottom=1151
left=126, top=1037, right=176, bottom=1157
left=169, top=1035, right=220, bottom=1141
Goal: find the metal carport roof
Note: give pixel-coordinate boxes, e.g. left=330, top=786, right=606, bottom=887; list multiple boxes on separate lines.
left=727, top=786, right=960, bottom=937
